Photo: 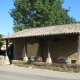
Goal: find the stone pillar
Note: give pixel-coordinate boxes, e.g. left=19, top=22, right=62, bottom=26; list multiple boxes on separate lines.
left=4, top=39, right=10, bottom=65
left=46, top=40, right=52, bottom=64
left=77, top=34, right=80, bottom=64
left=23, top=39, right=28, bottom=62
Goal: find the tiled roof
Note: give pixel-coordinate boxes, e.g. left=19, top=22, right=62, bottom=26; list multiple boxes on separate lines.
left=3, top=23, right=80, bottom=39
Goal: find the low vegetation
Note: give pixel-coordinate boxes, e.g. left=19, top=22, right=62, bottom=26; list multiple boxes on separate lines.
left=12, top=60, right=80, bottom=73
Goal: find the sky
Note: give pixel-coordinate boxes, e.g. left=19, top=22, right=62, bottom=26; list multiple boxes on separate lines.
left=0, top=0, right=80, bottom=36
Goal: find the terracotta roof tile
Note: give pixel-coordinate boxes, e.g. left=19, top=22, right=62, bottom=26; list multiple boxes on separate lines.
left=3, top=23, right=80, bottom=39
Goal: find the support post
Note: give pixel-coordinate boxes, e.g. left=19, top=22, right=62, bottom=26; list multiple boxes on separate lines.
left=23, top=39, right=28, bottom=62
left=46, top=38, right=52, bottom=64
left=48, top=42, right=51, bottom=58
left=77, top=34, right=80, bottom=64
left=4, top=39, right=10, bottom=65
left=13, top=40, right=16, bottom=59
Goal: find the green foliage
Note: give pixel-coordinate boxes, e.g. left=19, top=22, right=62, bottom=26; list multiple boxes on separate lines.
left=0, top=34, right=3, bottom=46
left=13, top=24, right=25, bottom=32
left=18, top=63, right=30, bottom=68
left=9, top=0, right=76, bottom=32
left=53, top=67, right=61, bottom=71
left=18, top=63, right=24, bottom=67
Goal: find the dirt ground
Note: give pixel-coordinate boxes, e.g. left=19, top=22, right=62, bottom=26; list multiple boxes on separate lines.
left=12, top=60, right=80, bottom=73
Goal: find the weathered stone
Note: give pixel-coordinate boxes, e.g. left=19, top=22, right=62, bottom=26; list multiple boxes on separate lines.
left=4, top=56, right=10, bottom=65
left=0, top=55, right=4, bottom=65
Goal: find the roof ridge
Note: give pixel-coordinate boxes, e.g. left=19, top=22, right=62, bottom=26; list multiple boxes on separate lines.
left=16, top=22, right=80, bottom=32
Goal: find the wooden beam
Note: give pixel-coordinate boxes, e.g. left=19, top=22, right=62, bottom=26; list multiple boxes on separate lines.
left=45, top=38, right=53, bottom=58
left=24, top=39, right=27, bottom=57
left=48, top=41, right=51, bottom=58
left=4, top=39, right=10, bottom=64
left=45, top=38, right=53, bottom=63
left=5, top=39, right=8, bottom=56
left=78, top=34, right=80, bottom=60
left=23, top=39, right=28, bottom=62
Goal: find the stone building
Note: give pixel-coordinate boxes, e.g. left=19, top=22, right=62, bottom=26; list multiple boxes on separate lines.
left=3, top=23, right=80, bottom=64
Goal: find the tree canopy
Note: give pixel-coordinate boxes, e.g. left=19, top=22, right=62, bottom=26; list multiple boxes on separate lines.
left=9, top=0, right=76, bottom=32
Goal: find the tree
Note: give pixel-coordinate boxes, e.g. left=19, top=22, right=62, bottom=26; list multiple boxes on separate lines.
left=9, top=0, right=76, bottom=32
left=0, top=34, right=3, bottom=47
left=13, top=24, right=24, bottom=32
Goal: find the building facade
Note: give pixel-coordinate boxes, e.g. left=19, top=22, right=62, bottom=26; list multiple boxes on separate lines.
left=3, top=23, right=80, bottom=64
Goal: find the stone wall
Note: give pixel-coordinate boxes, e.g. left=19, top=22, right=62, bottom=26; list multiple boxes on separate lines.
left=14, top=39, right=24, bottom=60
left=42, top=39, right=77, bottom=62
left=27, top=38, right=41, bottom=58
left=13, top=38, right=78, bottom=63
left=14, top=38, right=41, bottom=60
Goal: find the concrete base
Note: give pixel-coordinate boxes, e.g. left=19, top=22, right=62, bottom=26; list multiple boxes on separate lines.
left=23, top=56, right=28, bottom=62
left=46, top=58, right=52, bottom=64
left=4, top=56, right=10, bottom=65
left=76, top=59, right=80, bottom=64
left=0, top=55, right=4, bottom=65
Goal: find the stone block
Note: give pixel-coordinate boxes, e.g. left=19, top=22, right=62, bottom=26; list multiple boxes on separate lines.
left=0, top=55, right=4, bottom=65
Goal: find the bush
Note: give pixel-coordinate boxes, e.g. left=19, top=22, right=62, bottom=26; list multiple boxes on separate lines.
left=0, top=34, right=3, bottom=47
